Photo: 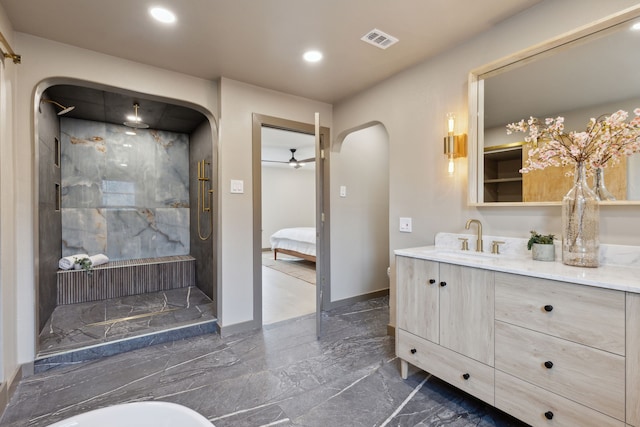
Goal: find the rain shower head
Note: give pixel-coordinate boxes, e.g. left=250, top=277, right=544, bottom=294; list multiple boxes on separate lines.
left=40, top=99, right=75, bottom=115
left=124, top=103, right=150, bottom=129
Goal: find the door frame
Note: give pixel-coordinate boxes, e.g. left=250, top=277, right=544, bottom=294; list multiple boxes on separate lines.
left=252, top=113, right=331, bottom=327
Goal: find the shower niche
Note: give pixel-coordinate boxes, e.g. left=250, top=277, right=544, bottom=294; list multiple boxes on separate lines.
left=37, top=84, right=217, bottom=337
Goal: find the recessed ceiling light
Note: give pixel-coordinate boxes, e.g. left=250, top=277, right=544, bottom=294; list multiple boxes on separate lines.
left=632, top=22, right=640, bottom=31
left=303, top=50, right=323, bottom=63
left=150, top=7, right=176, bottom=24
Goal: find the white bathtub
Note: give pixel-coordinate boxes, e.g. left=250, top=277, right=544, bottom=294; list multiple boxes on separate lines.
left=45, top=402, right=212, bottom=427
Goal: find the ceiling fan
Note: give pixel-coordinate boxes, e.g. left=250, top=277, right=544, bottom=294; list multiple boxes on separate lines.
left=262, top=148, right=315, bottom=169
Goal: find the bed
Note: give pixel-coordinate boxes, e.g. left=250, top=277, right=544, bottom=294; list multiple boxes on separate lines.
left=270, top=227, right=316, bottom=262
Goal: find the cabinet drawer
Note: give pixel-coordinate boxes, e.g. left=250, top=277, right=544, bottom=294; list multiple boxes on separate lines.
left=398, top=329, right=494, bottom=405
left=495, top=321, right=625, bottom=420
left=495, top=370, right=624, bottom=427
left=495, top=272, right=625, bottom=354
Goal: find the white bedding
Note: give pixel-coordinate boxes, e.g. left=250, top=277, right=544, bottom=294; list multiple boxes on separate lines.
left=270, top=227, right=317, bottom=257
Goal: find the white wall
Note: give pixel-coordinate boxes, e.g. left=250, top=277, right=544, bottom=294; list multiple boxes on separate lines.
left=331, top=124, right=390, bottom=301
left=218, top=78, right=331, bottom=328
left=332, top=0, right=640, bottom=327
left=10, top=33, right=219, bottom=364
left=0, top=2, right=18, bottom=387
left=261, top=167, right=315, bottom=249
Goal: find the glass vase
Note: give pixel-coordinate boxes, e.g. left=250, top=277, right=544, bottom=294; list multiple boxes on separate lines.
left=592, top=167, right=616, bottom=201
left=562, top=162, right=599, bottom=267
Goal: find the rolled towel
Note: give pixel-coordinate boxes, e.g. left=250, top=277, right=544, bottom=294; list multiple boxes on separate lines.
left=89, top=253, right=109, bottom=268
left=58, top=254, right=89, bottom=270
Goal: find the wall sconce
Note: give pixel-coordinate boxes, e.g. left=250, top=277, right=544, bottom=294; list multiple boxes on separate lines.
left=443, top=113, right=467, bottom=174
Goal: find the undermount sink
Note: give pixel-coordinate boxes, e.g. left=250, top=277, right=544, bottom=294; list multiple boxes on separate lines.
left=407, top=247, right=514, bottom=264
left=432, top=249, right=501, bottom=260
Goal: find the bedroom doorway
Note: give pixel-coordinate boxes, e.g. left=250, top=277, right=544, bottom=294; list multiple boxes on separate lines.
left=252, top=114, right=330, bottom=331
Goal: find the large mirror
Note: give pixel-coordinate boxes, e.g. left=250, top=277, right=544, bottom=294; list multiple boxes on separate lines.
left=468, top=5, right=640, bottom=205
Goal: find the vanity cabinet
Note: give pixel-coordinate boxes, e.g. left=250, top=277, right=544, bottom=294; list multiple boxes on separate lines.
left=396, top=256, right=495, bottom=404
left=396, top=255, right=636, bottom=427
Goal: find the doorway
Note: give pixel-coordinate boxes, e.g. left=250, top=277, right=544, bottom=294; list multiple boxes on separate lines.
left=252, top=114, right=330, bottom=328
left=261, top=127, right=316, bottom=324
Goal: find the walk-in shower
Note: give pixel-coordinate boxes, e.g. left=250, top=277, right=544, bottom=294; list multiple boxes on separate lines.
left=35, top=83, right=218, bottom=366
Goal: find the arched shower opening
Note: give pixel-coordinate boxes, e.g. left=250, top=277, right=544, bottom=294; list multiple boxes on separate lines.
left=35, top=81, right=218, bottom=363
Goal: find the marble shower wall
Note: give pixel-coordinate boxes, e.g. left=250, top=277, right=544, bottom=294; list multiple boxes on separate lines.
left=60, top=118, right=190, bottom=261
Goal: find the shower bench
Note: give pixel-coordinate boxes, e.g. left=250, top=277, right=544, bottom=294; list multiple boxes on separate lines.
left=56, top=255, right=196, bottom=304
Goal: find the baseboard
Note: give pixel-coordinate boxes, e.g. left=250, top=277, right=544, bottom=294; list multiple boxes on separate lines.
left=323, top=288, right=389, bottom=311
left=0, top=365, right=24, bottom=420
left=221, top=289, right=389, bottom=336
left=219, top=318, right=261, bottom=337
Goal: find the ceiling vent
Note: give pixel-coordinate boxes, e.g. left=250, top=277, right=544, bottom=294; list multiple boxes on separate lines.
left=361, top=28, right=398, bottom=49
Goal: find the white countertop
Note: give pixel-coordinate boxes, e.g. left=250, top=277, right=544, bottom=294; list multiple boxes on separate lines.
left=395, top=234, right=640, bottom=294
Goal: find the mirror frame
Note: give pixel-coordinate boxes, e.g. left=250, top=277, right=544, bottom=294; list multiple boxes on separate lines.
left=467, top=4, right=640, bottom=207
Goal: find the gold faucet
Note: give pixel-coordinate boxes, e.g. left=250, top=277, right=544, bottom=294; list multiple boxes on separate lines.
left=465, top=219, right=483, bottom=252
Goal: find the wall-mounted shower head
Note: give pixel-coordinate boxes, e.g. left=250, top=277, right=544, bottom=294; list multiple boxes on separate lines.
left=40, top=99, right=75, bottom=115
left=124, top=103, right=150, bottom=129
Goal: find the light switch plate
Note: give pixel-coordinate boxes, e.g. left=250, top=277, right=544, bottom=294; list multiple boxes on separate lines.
left=230, top=179, right=244, bottom=194
left=399, top=217, right=412, bottom=233
left=340, top=185, right=347, bottom=197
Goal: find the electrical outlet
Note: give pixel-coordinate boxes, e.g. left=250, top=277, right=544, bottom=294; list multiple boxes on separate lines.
left=399, top=217, right=412, bottom=233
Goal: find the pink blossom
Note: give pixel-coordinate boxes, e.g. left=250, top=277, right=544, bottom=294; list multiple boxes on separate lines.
left=508, top=109, right=640, bottom=174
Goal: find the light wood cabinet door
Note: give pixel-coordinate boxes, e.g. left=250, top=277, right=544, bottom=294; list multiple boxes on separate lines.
left=628, top=292, right=640, bottom=426
left=439, top=263, right=494, bottom=366
left=396, top=256, right=439, bottom=343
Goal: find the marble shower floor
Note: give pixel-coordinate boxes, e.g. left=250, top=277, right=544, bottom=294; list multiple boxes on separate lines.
left=3, top=297, right=526, bottom=427
left=37, top=286, right=216, bottom=359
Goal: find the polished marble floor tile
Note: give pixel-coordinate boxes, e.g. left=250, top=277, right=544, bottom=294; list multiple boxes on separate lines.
left=1, top=297, right=526, bottom=427
left=38, top=286, right=216, bottom=358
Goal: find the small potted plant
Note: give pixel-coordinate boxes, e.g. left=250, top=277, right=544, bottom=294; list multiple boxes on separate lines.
left=527, top=230, right=556, bottom=262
